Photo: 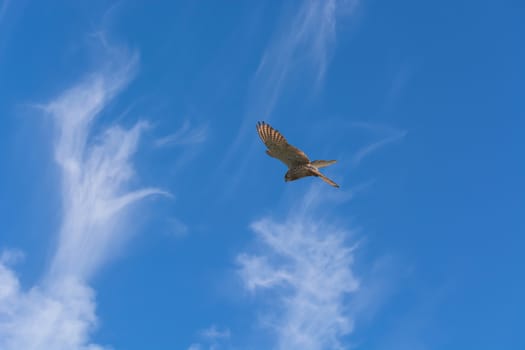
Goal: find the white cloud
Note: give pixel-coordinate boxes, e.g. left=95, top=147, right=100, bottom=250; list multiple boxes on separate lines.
left=0, top=260, right=19, bottom=302
left=350, top=122, right=407, bottom=166
left=0, top=45, right=165, bottom=350
left=0, top=0, right=9, bottom=23
left=0, top=266, right=106, bottom=350
left=237, top=185, right=360, bottom=350
left=187, top=325, right=232, bottom=350
left=384, top=64, right=414, bottom=112
left=165, top=217, right=189, bottom=238
left=200, top=325, right=231, bottom=340
left=0, top=249, right=24, bottom=265
left=188, top=324, right=234, bottom=350
left=44, top=48, right=167, bottom=282
left=187, top=344, right=202, bottom=350
left=155, top=120, right=208, bottom=148
left=255, top=0, right=359, bottom=112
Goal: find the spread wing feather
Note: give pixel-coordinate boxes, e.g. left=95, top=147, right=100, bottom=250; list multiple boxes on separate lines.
left=256, top=121, right=310, bottom=168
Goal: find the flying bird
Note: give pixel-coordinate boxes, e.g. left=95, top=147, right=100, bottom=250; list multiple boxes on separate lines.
left=256, top=121, right=339, bottom=188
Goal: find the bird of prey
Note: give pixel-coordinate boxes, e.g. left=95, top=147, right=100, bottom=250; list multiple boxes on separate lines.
left=256, top=121, right=339, bottom=188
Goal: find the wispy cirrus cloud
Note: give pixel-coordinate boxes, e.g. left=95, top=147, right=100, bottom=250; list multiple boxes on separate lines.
left=253, top=0, right=359, bottom=116
left=200, top=325, right=231, bottom=340
left=46, top=48, right=167, bottom=281
left=164, top=216, right=190, bottom=238
left=351, top=122, right=407, bottom=166
left=0, top=248, right=24, bottom=265
left=0, top=0, right=9, bottom=23
left=155, top=120, right=209, bottom=148
left=384, top=64, right=414, bottom=112
left=237, top=185, right=360, bottom=350
left=187, top=325, right=231, bottom=350
left=0, top=44, right=165, bottom=350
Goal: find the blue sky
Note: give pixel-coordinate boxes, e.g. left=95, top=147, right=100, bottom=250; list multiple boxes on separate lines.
left=0, top=1, right=524, bottom=349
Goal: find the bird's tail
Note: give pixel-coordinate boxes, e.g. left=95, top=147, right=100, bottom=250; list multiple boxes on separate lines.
left=310, top=167, right=339, bottom=188
left=311, top=160, right=337, bottom=168
left=317, top=172, right=340, bottom=188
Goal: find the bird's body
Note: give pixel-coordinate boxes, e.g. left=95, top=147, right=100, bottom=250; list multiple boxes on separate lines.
left=256, top=121, right=339, bottom=188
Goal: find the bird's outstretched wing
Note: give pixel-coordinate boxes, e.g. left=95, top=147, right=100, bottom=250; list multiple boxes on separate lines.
left=256, top=121, right=310, bottom=168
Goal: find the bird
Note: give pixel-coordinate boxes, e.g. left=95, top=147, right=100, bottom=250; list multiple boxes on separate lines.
left=256, top=121, right=339, bottom=188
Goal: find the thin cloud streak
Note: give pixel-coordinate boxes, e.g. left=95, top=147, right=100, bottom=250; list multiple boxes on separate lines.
left=384, top=64, right=414, bottom=112
left=253, top=0, right=359, bottom=116
left=237, top=185, right=360, bottom=350
left=166, top=217, right=189, bottom=238
left=351, top=122, right=407, bottom=166
left=155, top=120, right=209, bottom=147
left=200, top=325, right=231, bottom=340
left=0, top=0, right=9, bottom=23
left=0, top=46, right=165, bottom=350
left=187, top=325, right=232, bottom=350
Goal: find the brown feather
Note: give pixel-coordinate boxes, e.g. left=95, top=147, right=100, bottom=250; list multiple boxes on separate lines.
left=256, top=121, right=339, bottom=188
left=309, top=167, right=340, bottom=188
left=256, top=122, right=310, bottom=168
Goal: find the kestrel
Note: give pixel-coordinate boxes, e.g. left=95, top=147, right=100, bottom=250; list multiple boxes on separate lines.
left=256, top=121, right=339, bottom=188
